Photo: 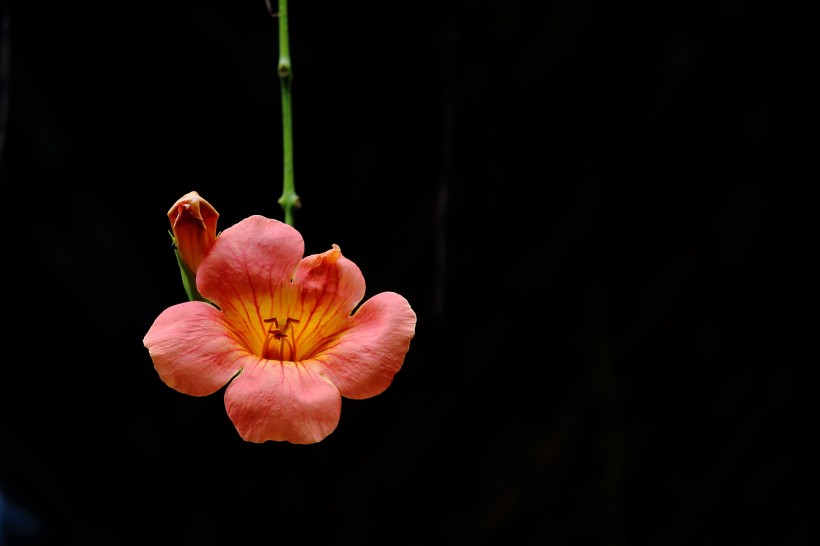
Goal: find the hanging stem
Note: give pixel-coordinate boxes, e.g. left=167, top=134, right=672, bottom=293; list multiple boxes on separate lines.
left=273, top=0, right=300, bottom=226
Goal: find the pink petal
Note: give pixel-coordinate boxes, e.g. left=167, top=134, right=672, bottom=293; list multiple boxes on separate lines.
left=143, top=301, right=248, bottom=396
left=224, top=360, right=341, bottom=444
left=292, top=245, right=366, bottom=318
left=197, top=215, right=305, bottom=317
left=318, top=292, right=416, bottom=400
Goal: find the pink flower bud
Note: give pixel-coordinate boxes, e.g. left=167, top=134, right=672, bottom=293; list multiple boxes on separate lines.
left=168, top=191, right=219, bottom=274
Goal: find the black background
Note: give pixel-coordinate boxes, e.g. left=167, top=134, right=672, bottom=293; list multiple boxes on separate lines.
left=1, top=1, right=816, bottom=545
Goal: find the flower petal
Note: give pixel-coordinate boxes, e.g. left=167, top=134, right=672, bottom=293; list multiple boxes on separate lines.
left=143, top=301, right=247, bottom=396
left=319, top=292, right=416, bottom=399
left=224, top=360, right=341, bottom=444
left=197, top=214, right=305, bottom=313
left=193, top=216, right=305, bottom=355
left=293, top=244, right=366, bottom=318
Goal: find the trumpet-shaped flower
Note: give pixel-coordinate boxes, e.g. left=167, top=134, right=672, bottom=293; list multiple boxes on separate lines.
left=143, top=215, right=416, bottom=444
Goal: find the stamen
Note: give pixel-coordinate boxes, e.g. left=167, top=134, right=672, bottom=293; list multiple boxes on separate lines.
left=262, top=317, right=300, bottom=361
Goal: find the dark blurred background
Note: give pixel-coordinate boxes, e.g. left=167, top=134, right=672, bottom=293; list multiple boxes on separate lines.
left=0, top=0, right=816, bottom=544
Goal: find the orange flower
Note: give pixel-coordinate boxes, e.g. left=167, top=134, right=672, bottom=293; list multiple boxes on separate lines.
left=144, top=215, right=416, bottom=444
left=168, top=191, right=219, bottom=275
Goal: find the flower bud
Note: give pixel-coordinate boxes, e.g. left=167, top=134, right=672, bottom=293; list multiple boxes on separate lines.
left=168, top=191, right=219, bottom=275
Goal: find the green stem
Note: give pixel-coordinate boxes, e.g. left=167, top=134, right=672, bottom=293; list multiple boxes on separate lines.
left=275, top=0, right=300, bottom=226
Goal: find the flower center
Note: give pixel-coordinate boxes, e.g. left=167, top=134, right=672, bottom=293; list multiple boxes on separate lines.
left=262, top=317, right=300, bottom=361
